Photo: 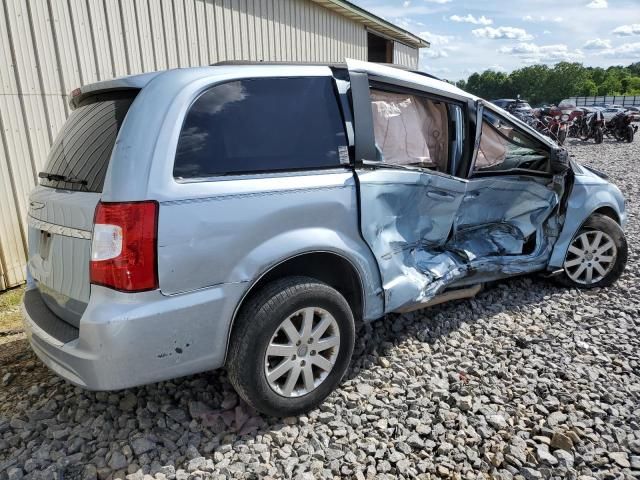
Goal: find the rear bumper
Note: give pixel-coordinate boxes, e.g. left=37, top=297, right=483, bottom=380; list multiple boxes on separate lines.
left=22, top=282, right=246, bottom=390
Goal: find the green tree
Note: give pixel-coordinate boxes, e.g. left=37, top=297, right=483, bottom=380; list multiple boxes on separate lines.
left=455, top=79, right=467, bottom=90
left=543, top=62, right=590, bottom=104
left=464, top=70, right=512, bottom=99
left=625, top=77, right=640, bottom=95
left=598, top=73, right=623, bottom=95
left=509, top=65, right=550, bottom=104
left=628, top=62, right=640, bottom=76
left=587, top=67, right=606, bottom=85
left=452, top=61, right=639, bottom=105
left=577, top=79, right=598, bottom=96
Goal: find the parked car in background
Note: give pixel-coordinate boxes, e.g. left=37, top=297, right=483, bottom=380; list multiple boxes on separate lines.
left=625, top=106, right=640, bottom=122
left=491, top=98, right=533, bottom=113
left=22, top=61, right=629, bottom=416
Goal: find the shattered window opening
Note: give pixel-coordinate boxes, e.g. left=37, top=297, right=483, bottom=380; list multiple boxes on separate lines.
left=358, top=97, right=565, bottom=313
left=475, top=109, right=549, bottom=174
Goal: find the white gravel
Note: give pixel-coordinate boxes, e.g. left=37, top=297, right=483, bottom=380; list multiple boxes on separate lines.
left=1, top=136, right=639, bottom=480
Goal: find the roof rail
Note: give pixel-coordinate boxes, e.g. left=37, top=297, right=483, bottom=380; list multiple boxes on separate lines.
left=210, top=61, right=444, bottom=82
left=211, top=60, right=413, bottom=71
left=409, top=70, right=442, bottom=81
left=211, top=60, right=347, bottom=68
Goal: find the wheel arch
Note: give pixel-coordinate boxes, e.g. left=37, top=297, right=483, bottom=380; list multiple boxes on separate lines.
left=224, top=251, right=365, bottom=362
left=592, top=205, right=620, bottom=225
left=549, top=198, right=623, bottom=268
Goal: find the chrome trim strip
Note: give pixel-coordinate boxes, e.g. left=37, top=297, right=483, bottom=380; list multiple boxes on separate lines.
left=27, top=215, right=92, bottom=240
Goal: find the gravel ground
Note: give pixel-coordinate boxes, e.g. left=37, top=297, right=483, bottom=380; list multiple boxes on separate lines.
left=1, top=136, right=639, bottom=480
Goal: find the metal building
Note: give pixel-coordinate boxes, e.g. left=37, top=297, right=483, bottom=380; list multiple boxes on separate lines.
left=0, top=0, right=428, bottom=290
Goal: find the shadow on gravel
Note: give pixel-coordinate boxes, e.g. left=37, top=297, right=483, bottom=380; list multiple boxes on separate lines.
left=1, top=274, right=586, bottom=478
left=345, top=275, right=569, bottom=384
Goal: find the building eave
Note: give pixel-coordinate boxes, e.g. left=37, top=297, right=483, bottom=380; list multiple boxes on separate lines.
left=309, top=0, right=430, bottom=49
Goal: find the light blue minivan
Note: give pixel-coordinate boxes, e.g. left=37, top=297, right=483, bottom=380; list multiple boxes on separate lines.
left=23, top=60, right=627, bottom=416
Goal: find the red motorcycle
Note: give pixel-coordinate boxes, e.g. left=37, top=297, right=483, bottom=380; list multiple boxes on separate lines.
left=543, top=114, right=570, bottom=145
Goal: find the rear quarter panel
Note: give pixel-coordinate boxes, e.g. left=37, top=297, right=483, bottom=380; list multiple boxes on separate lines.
left=104, top=66, right=385, bottom=320
left=157, top=171, right=384, bottom=321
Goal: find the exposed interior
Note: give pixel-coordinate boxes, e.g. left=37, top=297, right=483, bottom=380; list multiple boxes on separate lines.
left=359, top=87, right=567, bottom=312
left=370, top=89, right=449, bottom=171
left=475, top=109, right=550, bottom=174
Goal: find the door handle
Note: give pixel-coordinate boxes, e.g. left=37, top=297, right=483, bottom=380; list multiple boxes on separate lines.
left=426, top=190, right=456, bottom=201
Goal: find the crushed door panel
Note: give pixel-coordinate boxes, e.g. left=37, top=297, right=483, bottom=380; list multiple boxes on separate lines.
left=358, top=170, right=563, bottom=313
left=358, top=169, right=466, bottom=312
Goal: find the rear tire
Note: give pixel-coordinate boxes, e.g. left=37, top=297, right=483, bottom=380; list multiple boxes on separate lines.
left=627, top=125, right=634, bottom=143
left=556, top=214, right=627, bottom=289
left=594, top=127, right=603, bottom=144
left=227, top=276, right=355, bottom=417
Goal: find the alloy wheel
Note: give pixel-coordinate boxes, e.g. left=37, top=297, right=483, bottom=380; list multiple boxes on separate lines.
left=563, top=230, right=617, bottom=285
left=264, top=307, right=340, bottom=397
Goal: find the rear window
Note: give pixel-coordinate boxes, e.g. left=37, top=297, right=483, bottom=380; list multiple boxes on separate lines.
left=173, top=76, right=348, bottom=179
left=39, top=91, right=137, bottom=192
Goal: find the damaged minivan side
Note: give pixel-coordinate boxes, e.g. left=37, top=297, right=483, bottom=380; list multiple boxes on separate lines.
left=22, top=60, right=628, bottom=416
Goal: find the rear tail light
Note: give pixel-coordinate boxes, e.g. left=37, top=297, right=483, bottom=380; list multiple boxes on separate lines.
left=90, top=201, right=159, bottom=292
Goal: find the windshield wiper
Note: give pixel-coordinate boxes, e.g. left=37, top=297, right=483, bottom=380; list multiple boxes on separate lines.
left=38, top=171, right=88, bottom=185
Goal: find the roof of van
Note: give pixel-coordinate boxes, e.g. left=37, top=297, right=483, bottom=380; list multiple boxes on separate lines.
left=70, top=61, right=474, bottom=108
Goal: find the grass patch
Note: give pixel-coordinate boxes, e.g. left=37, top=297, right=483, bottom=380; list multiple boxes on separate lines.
left=0, top=285, right=24, bottom=332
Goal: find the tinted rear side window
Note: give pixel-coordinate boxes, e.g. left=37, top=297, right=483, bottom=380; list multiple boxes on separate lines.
left=40, top=91, right=137, bottom=192
left=174, top=77, right=347, bottom=179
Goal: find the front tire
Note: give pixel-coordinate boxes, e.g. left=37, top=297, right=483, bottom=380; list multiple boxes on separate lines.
left=557, top=213, right=627, bottom=288
left=627, top=125, right=634, bottom=143
left=579, top=125, right=589, bottom=141
left=557, top=129, right=567, bottom=145
left=227, top=276, right=355, bottom=417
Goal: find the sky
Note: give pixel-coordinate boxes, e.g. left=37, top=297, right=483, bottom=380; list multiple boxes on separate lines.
left=350, top=0, right=640, bottom=81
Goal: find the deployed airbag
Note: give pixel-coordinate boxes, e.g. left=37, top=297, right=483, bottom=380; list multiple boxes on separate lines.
left=476, top=120, right=508, bottom=168
left=371, top=90, right=448, bottom=169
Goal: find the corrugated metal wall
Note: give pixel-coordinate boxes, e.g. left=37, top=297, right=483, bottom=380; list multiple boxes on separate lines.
left=394, top=41, right=418, bottom=70
left=0, top=0, right=418, bottom=290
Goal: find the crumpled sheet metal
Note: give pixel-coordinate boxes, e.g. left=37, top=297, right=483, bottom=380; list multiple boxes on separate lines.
left=450, top=223, right=525, bottom=261
left=360, top=171, right=564, bottom=312
left=455, top=177, right=558, bottom=237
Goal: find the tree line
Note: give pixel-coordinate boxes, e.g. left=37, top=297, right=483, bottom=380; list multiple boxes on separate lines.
left=454, top=62, right=640, bottom=106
